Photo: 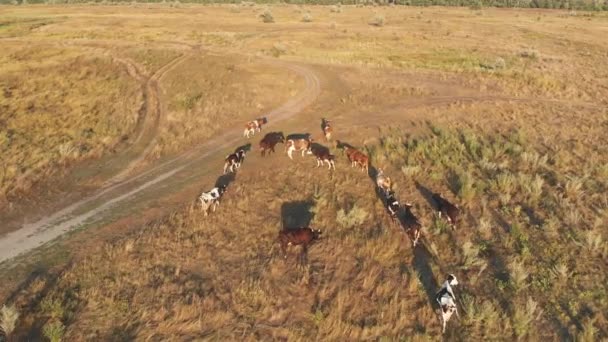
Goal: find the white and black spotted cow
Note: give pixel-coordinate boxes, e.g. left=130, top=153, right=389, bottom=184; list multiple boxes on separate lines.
left=224, top=150, right=246, bottom=174
left=435, top=274, right=460, bottom=333
left=198, top=184, right=227, bottom=216
left=385, top=190, right=400, bottom=223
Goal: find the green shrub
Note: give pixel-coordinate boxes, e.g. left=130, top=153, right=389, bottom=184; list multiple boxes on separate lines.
left=301, top=12, right=313, bottom=22
left=512, top=298, right=542, bottom=339
left=0, top=305, right=19, bottom=339
left=336, top=205, right=368, bottom=229
left=42, top=321, right=65, bottom=342
left=259, top=9, right=274, bottom=23
left=369, top=13, right=385, bottom=26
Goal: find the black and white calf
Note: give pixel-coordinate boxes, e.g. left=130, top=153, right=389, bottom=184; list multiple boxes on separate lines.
left=224, top=149, right=246, bottom=174
left=385, top=190, right=401, bottom=223
left=435, top=274, right=460, bottom=333
left=198, top=184, right=227, bottom=216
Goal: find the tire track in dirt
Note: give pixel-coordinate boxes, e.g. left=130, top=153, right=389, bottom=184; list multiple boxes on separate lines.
left=0, top=39, right=187, bottom=186
left=0, top=58, right=321, bottom=264
left=104, top=52, right=191, bottom=185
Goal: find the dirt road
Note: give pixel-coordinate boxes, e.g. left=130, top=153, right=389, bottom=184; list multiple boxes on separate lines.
left=0, top=58, right=321, bottom=264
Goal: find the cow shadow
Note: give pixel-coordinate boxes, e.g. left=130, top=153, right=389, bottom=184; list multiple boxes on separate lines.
left=280, top=201, right=315, bottom=230
left=368, top=165, right=387, bottom=204
left=286, top=133, right=311, bottom=141
left=414, top=181, right=438, bottom=211
left=413, top=244, right=440, bottom=311
left=234, top=143, right=252, bottom=153
left=280, top=201, right=316, bottom=264
left=214, top=172, right=236, bottom=189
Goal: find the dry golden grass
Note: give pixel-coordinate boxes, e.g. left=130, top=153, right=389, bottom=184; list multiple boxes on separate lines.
left=0, top=44, right=140, bottom=204
left=150, top=53, right=303, bottom=157
left=9, top=119, right=607, bottom=339
left=1, top=4, right=607, bottom=341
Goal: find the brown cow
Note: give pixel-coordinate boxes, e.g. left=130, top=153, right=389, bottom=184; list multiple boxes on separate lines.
left=321, top=118, right=333, bottom=141
left=310, top=143, right=336, bottom=170
left=244, top=117, right=268, bottom=138
left=278, top=227, right=322, bottom=260
left=286, top=134, right=313, bottom=160
left=343, top=145, right=369, bottom=172
left=402, top=203, right=422, bottom=247
left=259, top=132, right=285, bottom=157
left=432, top=193, right=460, bottom=229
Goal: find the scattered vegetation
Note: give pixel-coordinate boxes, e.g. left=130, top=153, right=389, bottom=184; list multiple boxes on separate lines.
left=0, top=305, right=19, bottom=340
left=301, top=12, right=313, bottom=22
left=2, top=5, right=607, bottom=341
left=259, top=8, right=274, bottom=23
left=0, top=45, right=140, bottom=206
left=369, top=13, right=385, bottom=26
left=8, top=121, right=606, bottom=339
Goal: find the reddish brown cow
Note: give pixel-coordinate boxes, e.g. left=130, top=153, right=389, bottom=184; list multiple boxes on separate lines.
left=244, top=117, right=268, bottom=138
left=432, top=193, right=460, bottom=229
left=343, top=146, right=369, bottom=172
left=259, top=132, right=285, bottom=156
left=278, top=227, right=322, bottom=260
left=310, top=143, right=335, bottom=170
left=402, top=203, right=422, bottom=247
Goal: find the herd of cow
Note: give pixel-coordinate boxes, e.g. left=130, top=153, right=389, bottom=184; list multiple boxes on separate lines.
left=197, top=117, right=462, bottom=334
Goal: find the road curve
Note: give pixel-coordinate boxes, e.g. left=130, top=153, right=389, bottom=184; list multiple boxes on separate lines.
left=0, top=59, right=322, bottom=264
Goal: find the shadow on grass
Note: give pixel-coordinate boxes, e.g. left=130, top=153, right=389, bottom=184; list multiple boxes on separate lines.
left=234, top=143, right=252, bottom=153
left=214, top=172, right=236, bottom=189
left=280, top=201, right=314, bottom=230
left=414, top=181, right=438, bottom=211
left=413, top=245, right=439, bottom=311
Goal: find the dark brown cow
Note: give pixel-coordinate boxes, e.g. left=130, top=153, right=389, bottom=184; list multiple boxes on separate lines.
left=432, top=193, right=460, bottom=229
left=343, top=145, right=369, bottom=172
left=286, top=134, right=313, bottom=160
left=321, top=118, right=333, bottom=141
left=310, top=143, right=335, bottom=170
left=259, top=132, right=285, bottom=156
left=244, top=117, right=268, bottom=138
left=402, top=203, right=422, bottom=247
left=278, top=227, right=322, bottom=260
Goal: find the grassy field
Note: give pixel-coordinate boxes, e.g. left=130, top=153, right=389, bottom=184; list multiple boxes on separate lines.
left=0, top=3, right=607, bottom=341
left=0, top=43, right=141, bottom=206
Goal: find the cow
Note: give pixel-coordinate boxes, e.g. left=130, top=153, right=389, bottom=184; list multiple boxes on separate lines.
left=244, top=117, right=268, bottom=138
left=432, top=193, right=460, bottom=229
left=259, top=132, right=285, bottom=157
left=376, top=168, right=392, bottom=195
left=385, top=190, right=401, bottom=224
left=310, top=143, right=335, bottom=170
left=198, top=184, right=227, bottom=216
left=278, top=227, right=322, bottom=261
left=286, top=134, right=313, bottom=160
left=435, top=274, right=460, bottom=334
left=321, top=118, right=333, bottom=141
left=402, top=203, right=422, bottom=247
left=223, top=149, right=246, bottom=174
left=343, top=145, right=369, bottom=172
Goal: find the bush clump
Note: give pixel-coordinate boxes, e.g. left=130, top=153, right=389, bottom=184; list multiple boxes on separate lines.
left=369, top=13, right=385, bottom=26
left=260, top=9, right=274, bottom=23
left=302, top=12, right=313, bottom=22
